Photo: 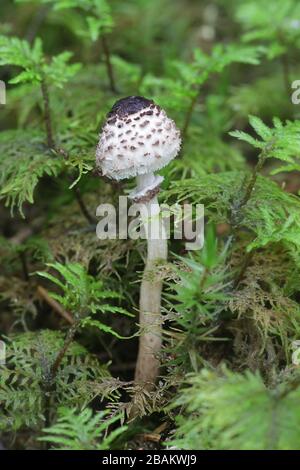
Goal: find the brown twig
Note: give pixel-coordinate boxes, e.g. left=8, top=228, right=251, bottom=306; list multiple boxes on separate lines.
left=25, top=5, right=51, bottom=44
left=281, top=54, right=292, bottom=98
left=40, top=75, right=55, bottom=149
left=9, top=218, right=44, bottom=245
left=182, top=91, right=199, bottom=139
left=56, top=151, right=96, bottom=223
left=37, top=285, right=74, bottom=325
left=230, top=150, right=267, bottom=232
left=10, top=227, right=33, bottom=245
left=227, top=151, right=268, bottom=284
left=50, top=321, right=79, bottom=377
left=19, top=252, right=29, bottom=282
left=239, top=153, right=266, bottom=210
left=101, top=35, right=117, bottom=93
left=233, top=250, right=254, bottom=289
left=73, top=186, right=96, bottom=224
left=276, top=32, right=292, bottom=100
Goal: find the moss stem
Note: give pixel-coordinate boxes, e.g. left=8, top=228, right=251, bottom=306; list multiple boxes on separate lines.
left=101, top=35, right=117, bottom=93
left=40, top=76, right=55, bottom=149
left=182, top=91, right=199, bottom=139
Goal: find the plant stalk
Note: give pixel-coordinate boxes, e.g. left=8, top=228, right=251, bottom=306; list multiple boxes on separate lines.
left=134, top=194, right=168, bottom=390
left=281, top=54, right=292, bottom=98
left=101, top=35, right=117, bottom=93
left=239, top=152, right=266, bottom=210
left=182, top=91, right=199, bottom=139
left=40, top=76, right=55, bottom=149
left=50, top=321, right=79, bottom=377
left=228, top=151, right=268, bottom=284
left=73, top=186, right=96, bottom=224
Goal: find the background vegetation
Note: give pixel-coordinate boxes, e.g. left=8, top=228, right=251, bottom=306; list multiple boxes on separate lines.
left=1, top=0, right=300, bottom=450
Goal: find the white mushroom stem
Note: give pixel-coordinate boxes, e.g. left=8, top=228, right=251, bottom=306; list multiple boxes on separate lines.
left=130, top=172, right=164, bottom=201
left=132, top=174, right=167, bottom=389
left=136, top=173, right=156, bottom=192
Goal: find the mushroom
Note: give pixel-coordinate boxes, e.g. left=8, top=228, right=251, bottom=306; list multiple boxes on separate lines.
left=96, top=96, right=181, bottom=390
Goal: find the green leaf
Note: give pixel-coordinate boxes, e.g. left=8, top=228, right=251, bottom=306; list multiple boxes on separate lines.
left=0, top=130, right=63, bottom=216
left=37, top=262, right=130, bottom=335
left=231, top=116, right=300, bottom=165
left=80, top=317, right=130, bottom=339
left=170, top=367, right=300, bottom=450
left=229, top=130, right=263, bottom=148
left=39, top=407, right=126, bottom=450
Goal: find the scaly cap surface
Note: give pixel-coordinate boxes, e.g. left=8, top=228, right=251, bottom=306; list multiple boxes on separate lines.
left=96, top=96, right=181, bottom=180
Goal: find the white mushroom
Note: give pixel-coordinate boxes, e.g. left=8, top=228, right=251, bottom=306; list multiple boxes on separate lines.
left=96, top=96, right=181, bottom=392
left=96, top=96, right=181, bottom=199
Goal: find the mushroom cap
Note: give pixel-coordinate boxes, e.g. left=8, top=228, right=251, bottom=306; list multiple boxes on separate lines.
left=96, top=96, right=181, bottom=180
